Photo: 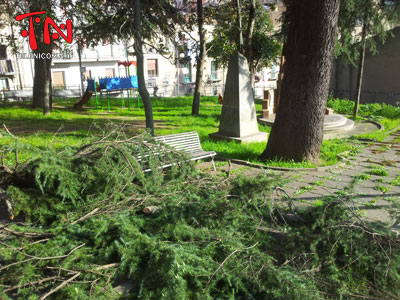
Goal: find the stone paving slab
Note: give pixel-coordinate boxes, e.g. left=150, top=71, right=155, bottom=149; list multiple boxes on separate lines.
left=197, top=129, right=400, bottom=230
left=293, top=192, right=326, bottom=201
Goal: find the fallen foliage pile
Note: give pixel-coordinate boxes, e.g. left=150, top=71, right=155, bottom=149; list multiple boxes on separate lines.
left=1, top=128, right=400, bottom=299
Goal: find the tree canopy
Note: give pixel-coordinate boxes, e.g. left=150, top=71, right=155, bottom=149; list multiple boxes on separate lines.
left=207, top=1, right=281, bottom=72
left=335, top=0, right=400, bottom=65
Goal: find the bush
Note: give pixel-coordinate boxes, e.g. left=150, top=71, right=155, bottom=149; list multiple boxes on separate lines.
left=327, top=96, right=400, bottom=119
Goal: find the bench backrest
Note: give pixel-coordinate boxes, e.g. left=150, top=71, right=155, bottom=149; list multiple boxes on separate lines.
left=154, top=131, right=203, bottom=153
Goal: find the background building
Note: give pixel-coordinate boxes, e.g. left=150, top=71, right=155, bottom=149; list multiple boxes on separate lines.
left=1, top=0, right=285, bottom=100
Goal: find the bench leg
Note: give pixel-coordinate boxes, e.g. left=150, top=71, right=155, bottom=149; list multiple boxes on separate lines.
left=211, top=157, right=216, bottom=171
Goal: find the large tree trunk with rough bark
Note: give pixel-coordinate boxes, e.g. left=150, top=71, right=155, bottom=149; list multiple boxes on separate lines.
left=192, top=0, right=205, bottom=116
left=260, top=0, right=340, bottom=163
left=134, top=0, right=154, bottom=136
left=31, top=53, right=52, bottom=115
left=30, top=3, right=52, bottom=115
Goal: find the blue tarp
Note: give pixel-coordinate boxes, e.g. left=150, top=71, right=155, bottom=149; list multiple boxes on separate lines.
left=87, top=76, right=138, bottom=92
left=87, top=79, right=95, bottom=92
left=99, top=78, right=107, bottom=90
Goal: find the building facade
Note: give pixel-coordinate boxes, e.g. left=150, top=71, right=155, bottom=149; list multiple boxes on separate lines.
left=1, top=0, right=285, bottom=100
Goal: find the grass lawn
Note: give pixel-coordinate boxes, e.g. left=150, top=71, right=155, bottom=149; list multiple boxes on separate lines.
left=1, top=95, right=398, bottom=168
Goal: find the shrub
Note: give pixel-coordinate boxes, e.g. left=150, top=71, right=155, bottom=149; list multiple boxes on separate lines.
left=327, top=96, right=400, bottom=119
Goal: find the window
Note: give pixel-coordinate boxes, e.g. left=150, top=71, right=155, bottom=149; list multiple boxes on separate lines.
left=147, top=59, right=158, bottom=78
left=0, top=45, right=7, bottom=59
left=0, top=78, right=9, bottom=90
left=270, top=65, right=276, bottom=80
left=105, top=68, right=115, bottom=77
left=183, top=63, right=191, bottom=83
left=52, top=71, right=65, bottom=88
left=211, top=61, right=218, bottom=80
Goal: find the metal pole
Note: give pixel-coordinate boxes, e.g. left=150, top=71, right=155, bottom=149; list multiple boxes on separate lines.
left=94, top=78, right=99, bottom=112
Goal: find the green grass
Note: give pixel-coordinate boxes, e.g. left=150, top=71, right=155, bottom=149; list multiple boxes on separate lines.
left=327, top=97, right=400, bottom=141
left=355, top=174, right=371, bottom=181
left=369, top=166, right=389, bottom=177
left=375, top=184, right=391, bottom=193
left=294, top=185, right=314, bottom=195
left=311, top=180, right=325, bottom=186
left=0, top=96, right=398, bottom=168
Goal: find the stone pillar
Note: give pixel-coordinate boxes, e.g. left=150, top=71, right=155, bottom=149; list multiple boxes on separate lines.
left=262, top=90, right=273, bottom=118
left=209, top=52, right=268, bottom=143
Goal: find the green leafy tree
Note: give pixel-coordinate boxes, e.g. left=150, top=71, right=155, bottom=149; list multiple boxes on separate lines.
left=192, top=0, right=207, bottom=116
left=2, top=0, right=69, bottom=115
left=69, top=0, right=183, bottom=135
left=207, top=1, right=281, bottom=89
left=176, top=1, right=220, bottom=116
left=191, top=0, right=206, bottom=116
left=335, top=0, right=400, bottom=117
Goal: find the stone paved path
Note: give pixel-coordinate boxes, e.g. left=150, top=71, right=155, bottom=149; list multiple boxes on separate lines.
left=202, top=128, right=400, bottom=232
left=283, top=130, right=400, bottom=228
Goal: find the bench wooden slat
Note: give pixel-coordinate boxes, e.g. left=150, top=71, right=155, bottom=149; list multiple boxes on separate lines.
left=154, top=132, right=198, bottom=140
left=162, top=141, right=201, bottom=148
left=142, top=131, right=216, bottom=171
left=155, top=136, right=199, bottom=144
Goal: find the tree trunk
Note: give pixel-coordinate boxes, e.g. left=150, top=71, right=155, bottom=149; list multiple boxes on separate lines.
left=49, top=63, right=53, bottom=112
left=260, top=0, right=340, bottom=163
left=192, top=0, right=205, bottom=116
left=353, top=23, right=367, bottom=118
left=245, top=0, right=256, bottom=91
left=78, top=44, right=85, bottom=97
left=235, top=0, right=243, bottom=53
left=30, top=2, right=52, bottom=115
left=31, top=48, right=52, bottom=115
left=249, top=63, right=255, bottom=93
left=134, top=0, right=154, bottom=136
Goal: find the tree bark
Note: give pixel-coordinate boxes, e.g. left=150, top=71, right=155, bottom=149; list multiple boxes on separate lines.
left=134, top=0, right=154, bottom=136
left=31, top=53, right=52, bottom=115
left=192, top=0, right=205, bottom=116
left=260, top=0, right=340, bottom=163
left=245, top=0, right=256, bottom=90
left=30, top=2, right=52, bottom=115
left=235, top=0, right=243, bottom=53
left=353, top=23, right=367, bottom=118
left=249, top=63, right=255, bottom=93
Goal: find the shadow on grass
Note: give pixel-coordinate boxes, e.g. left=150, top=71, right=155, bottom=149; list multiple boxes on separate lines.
left=215, top=149, right=263, bottom=162
left=0, top=114, right=167, bottom=136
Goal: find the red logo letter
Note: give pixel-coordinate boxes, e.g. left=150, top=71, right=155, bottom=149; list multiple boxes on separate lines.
left=43, top=17, right=73, bottom=45
left=16, top=11, right=73, bottom=50
left=15, top=11, right=46, bottom=50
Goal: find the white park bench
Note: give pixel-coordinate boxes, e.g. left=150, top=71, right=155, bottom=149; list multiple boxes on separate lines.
left=150, top=131, right=216, bottom=171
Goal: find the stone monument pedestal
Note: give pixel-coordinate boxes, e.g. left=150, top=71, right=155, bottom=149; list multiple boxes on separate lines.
left=209, top=52, right=268, bottom=144
left=262, top=90, right=274, bottom=118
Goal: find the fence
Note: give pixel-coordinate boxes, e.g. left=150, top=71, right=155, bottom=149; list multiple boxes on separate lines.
left=2, top=75, right=243, bottom=102
left=1, top=85, right=83, bottom=103
left=331, top=89, right=400, bottom=107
